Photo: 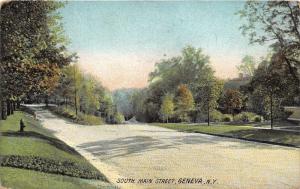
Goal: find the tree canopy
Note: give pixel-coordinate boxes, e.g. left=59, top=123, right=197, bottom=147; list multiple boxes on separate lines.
left=238, top=1, right=300, bottom=81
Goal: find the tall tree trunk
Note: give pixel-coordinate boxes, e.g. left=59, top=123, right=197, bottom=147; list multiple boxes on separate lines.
left=10, top=100, right=14, bottom=115
left=1, top=100, right=7, bottom=120
left=0, top=100, right=7, bottom=120
left=270, top=94, right=273, bottom=130
left=45, top=96, right=49, bottom=107
left=6, top=99, right=11, bottom=116
left=207, top=108, right=210, bottom=126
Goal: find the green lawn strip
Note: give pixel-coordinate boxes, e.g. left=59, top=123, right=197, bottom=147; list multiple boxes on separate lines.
left=0, top=111, right=51, bottom=136
left=152, top=123, right=300, bottom=147
left=0, top=167, right=114, bottom=189
left=0, top=111, right=110, bottom=188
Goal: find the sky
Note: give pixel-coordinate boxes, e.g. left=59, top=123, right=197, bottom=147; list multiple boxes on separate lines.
left=61, top=1, right=268, bottom=91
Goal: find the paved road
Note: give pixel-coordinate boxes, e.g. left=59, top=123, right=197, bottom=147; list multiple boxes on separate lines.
left=30, top=107, right=300, bottom=189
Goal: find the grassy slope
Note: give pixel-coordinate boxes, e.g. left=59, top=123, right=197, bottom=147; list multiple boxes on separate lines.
left=48, top=106, right=103, bottom=125
left=285, top=106, right=300, bottom=120
left=0, top=111, right=111, bottom=189
left=153, top=123, right=300, bottom=147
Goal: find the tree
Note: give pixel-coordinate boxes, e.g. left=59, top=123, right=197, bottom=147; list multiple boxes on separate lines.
left=222, top=89, right=243, bottom=118
left=160, top=94, right=175, bottom=123
left=248, top=55, right=292, bottom=129
left=236, top=55, right=257, bottom=77
left=238, top=1, right=300, bottom=81
left=175, top=85, right=194, bottom=122
left=138, top=46, right=214, bottom=122
left=0, top=1, right=73, bottom=119
left=195, top=79, right=224, bottom=125
left=79, top=76, right=100, bottom=115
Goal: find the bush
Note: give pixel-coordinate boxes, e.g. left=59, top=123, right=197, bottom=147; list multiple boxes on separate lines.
left=112, top=112, right=125, bottom=124
left=222, top=114, right=232, bottom=122
left=50, top=107, right=103, bottom=125
left=0, top=155, right=106, bottom=180
left=253, top=116, right=263, bottom=122
left=233, top=112, right=258, bottom=123
left=76, top=114, right=103, bottom=125
left=210, top=110, right=223, bottom=122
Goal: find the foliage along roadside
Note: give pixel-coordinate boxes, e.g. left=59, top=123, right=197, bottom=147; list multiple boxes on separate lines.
left=0, top=1, right=75, bottom=120
left=48, top=106, right=104, bottom=125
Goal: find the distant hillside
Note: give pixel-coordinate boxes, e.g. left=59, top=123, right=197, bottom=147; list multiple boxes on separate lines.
left=224, top=75, right=251, bottom=90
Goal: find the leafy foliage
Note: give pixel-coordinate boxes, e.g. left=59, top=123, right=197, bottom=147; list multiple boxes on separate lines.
left=0, top=155, right=105, bottom=180
left=222, top=89, right=243, bottom=117
left=238, top=1, right=300, bottom=81
left=160, top=94, right=175, bottom=123
left=236, top=55, right=257, bottom=77
left=233, top=112, right=259, bottom=123
left=175, top=85, right=194, bottom=122
left=50, top=107, right=103, bottom=125
left=132, top=46, right=220, bottom=122
left=0, top=1, right=74, bottom=120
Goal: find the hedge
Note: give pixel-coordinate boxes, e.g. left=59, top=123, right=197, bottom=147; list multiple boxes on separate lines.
left=0, top=155, right=106, bottom=181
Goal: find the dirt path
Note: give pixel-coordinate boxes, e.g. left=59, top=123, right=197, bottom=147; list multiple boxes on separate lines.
left=30, top=106, right=300, bottom=189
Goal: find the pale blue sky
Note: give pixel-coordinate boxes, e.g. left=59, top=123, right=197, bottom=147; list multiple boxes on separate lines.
left=61, top=1, right=268, bottom=90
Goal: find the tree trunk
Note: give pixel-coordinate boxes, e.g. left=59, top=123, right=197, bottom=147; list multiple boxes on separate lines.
left=208, top=109, right=210, bottom=126
left=6, top=99, right=11, bottom=116
left=45, top=96, right=49, bottom=107
left=10, top=100, right=14, bottom=115
left=74, top=66, right=78, bottom=117
left=270, top=94, right=273, bottom=130
left=1, top=100, right=7, bottom=120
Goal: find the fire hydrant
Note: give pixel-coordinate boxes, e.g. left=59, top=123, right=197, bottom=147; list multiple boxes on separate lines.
left=19, top=119, right=25, bottom=132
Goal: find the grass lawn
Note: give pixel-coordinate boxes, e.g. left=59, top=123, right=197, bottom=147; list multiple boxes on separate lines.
left=153, top=123, right=300, bottom=147
left=285, top=106, right=300, bottom=120
left=0, top=167, right=109, bottom=189
left=0, top=111, right=112, bottom=189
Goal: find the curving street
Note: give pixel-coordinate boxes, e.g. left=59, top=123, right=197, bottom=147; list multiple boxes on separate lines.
left=31, top=106, right=300, bottom=189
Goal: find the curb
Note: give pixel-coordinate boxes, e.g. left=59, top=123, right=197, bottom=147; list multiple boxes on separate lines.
left=191, top=131, right=300, bottom=149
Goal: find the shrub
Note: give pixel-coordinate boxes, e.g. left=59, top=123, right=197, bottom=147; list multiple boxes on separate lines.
left=222, top=114, right=232, bottom=122
left=50, top=107, right=103, bottom=125
left=254, top=116, right=263, bottom=122
left=76, top=114, right=103, bottom=125
left=210, top=110, right=223, bottom=122
left=0, top=155, right=106, bottom=180
left=233, top=112, right=257, bottom=122
left=112, top=112, right=125, bottom=124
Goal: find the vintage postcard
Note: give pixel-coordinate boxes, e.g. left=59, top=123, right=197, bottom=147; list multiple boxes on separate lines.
left=0, top=1, right=299, bottom=189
